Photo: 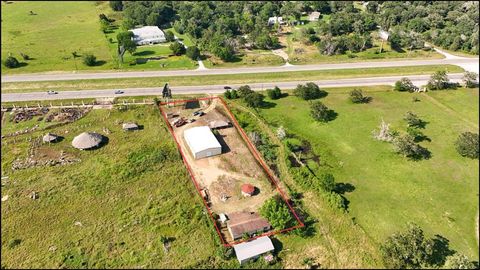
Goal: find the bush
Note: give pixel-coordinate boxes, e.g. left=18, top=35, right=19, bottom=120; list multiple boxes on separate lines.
left=186, top=46, right=200, bottom=60
left=267, top=86, right=282, bottom=99
left=455, top=132, right=479, bottom=159
left=427, top=70, right=450, bottom=90
left=393, top=135, right=430, bottom=160
left=317, top=173, right=335, bottom=192
left=169, top=41, right=186, bottom=56
left=244, top=92, right=264, bottom=108
left=310, top=101, right=335, bottom=122
left=462, top=71, right=478, bottom=88
left=443, top=253, right=475, bottom=269
left=20, top=52, right=30, bottom=60
left=322, top=192, right=346, bottom=211
left=403, top=111, right=425, bottom=128
left=230, top=89, right=239, bottom=99
left=237, top=85, right=254, bottom=98
left=165, top=30, right=175, bottom=42
left=294, top=82, right=327, bottom=100
left=259, top=196, right=296, bottom=230
left=349, top=88, right=370, bottom=103
left=394, top=77, right=417, bottom=92
left=82, top=54, right=96, bottom=66
left=223, top=90, right=232, bottom=99
left=4, top=56, right=19, bottom=68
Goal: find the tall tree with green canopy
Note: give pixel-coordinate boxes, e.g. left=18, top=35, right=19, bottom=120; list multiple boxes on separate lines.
left=116, top=31, right=136, bottom=64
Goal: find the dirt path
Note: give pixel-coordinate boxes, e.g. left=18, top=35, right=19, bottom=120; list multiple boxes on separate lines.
left=421, top=93, right=479, bottom=129
left=272, top=49, right=289, bottom=62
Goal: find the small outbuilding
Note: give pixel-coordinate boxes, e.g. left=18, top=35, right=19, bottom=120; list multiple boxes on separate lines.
left=227, top=211, right=271, bottom=240
left=122, top=122, right=139, bottom=131
left=268, top=16, right=284, bottom=26
left=208, top=120, right=231, bottom=129
left=241, top=183, right=255, bottom=197
left=308, top=11, right=321, bottom=21
left=43, top=133, right=59, bottom=143
left=233, top=236, right=275, bottom=264
left=72, top=132, right=104, bottom=150
left=183, top=126, right=222, bottom=159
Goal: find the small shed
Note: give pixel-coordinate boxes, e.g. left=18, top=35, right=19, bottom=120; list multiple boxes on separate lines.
left=227, top=211, right=271, bottom=240
left=208, top=120, right=231, bottom=129
left=233, top=236, right=275, bottom=264
left=241, top=183, right=255, bottom=197
left=72, top=132, right=104, bottom=150
left=43, top=133, right=59, bottom=143
left=183, top=126, right=222, bottom=159
left=308, top=11, right=321, bottom=21
left=219, top=213, right=228, bottom=223
left=268, top=16, right=284, bottom=26
left=122, top=122, right=139, bottom=131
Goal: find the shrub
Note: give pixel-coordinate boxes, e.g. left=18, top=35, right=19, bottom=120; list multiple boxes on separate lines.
left=244, top=92, right=264, bottom=108
left=186, top=46, right=200, bottom=60
left=393, top=135, right=430, bottom=160
left=230, top=89, right=239, bottom=99
left=322, top=192, right=346, bottom=211
left=443, top=253, right=475, bottom=269
left=237, top=85, right=254, bottom=98
left=165, top=30, right=175, bottom=42
left=4, top=56, right=19, bottom=68
left=20, top=52, right=30, bottom=60
left=259, top=196, right=295, bottom=230
left=267, top=86, right=282, bottom=99
left=82, top=54, right=96, bottom=66
left=403, top=111, right=425, bottom=128
left=223, top=90, right=232, bottom=99
left=310, top=101, right=335, bottom=122
left=462, top=71, right=478, bottom=88
left=455, top=132, right=479, bottom=159
left=317, top=173, right=336, bottom=192
left=426, top=70, right=450, bottom=90
left=349, top=88, right=370, bottom=103
left=294, top=82, right=327, bottom=100
left=169, top=41, right=186, bottom=56
left=394, top=77, right=417, bottom=92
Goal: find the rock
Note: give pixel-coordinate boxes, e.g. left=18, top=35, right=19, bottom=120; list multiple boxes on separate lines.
left=1, top=195, right=9, bottom=202
left=29, top=191, right=39, bottom=200
left=74, top=221, right=83, bottom=227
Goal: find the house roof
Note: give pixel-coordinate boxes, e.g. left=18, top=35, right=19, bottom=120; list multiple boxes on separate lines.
left=183, top=126, right=221, bottom=154
left=233, top=236, right=274, bottom=263
left=309, top=11, right=321, bottom=20
left=129, top=26, right=164, bottom=37
left=227, top=211, right=271, bottom=239
left=241, top=183, right=255, bottom=194
left=208, top=120, right=230, bottom=129
left=72, top=132, right=103, bottom=149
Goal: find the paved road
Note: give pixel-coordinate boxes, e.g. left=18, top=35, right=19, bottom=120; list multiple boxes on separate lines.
left=2, top=73, right=465, bottom=102
left=2, top=58, right=478, bottom=83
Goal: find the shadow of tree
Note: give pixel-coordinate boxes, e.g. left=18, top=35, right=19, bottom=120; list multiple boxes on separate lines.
left=427, top=234, right=456, bottom=267
left=334, top=183, right=355, bottom=194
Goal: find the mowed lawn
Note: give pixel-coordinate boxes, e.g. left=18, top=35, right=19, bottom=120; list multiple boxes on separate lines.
left=1, top=106, right=253, bottom=268
left=256, top=87, right=479, bottom=259
left=1, top=1, right=113, bottom=74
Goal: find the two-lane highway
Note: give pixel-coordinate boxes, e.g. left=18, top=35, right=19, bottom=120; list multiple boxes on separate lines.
left=1, top=73, right=465, bottom=102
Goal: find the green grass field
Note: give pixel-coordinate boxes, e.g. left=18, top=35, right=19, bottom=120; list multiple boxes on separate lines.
left=243, top=86, right=479, bottom=260
left=2, top=105, right=286, bottom=268
left=1, top=65, right=464, bottom=94
left=203, top=52, right=285, bottom=69
left=1, top=1, right=113, bottom=74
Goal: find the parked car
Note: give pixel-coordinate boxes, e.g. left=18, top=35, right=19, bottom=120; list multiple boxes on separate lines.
left=114, top=90, right=124, bottom=94
left=197, top=111, right=205, bottom=116
left=47, top=90, right=58, bottom=95
left=193, top=110, right=202, bottom=116
left=172, top=117, right=187, bottom=127
left=224, top=86, right=231, bottom=90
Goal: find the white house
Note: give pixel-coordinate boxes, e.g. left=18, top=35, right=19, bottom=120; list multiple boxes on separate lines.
left=129, top=26, right=166, bottom=45
left=183, top=126, right=222, bottom=159
left=267, top=16, right=284, bottom=26
left=233, top=236, right=275, bottom=264
left=308, top=11, right=321, bottom=21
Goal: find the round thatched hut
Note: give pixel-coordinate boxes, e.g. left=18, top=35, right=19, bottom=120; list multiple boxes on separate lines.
left=43, top=133, right=59, bottom=143
left=241, top=183, right=255, bottom=197
left=72, top=132, right=104, bottom=150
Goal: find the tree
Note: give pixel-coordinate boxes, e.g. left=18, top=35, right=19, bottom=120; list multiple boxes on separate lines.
left=82, top=54, right=96, bottom=66
left=164, top=30, right=175, bottom=42
left=388, top=32, right=403, bottom=51
left=318, top=173, right=335, bottom=192
left=310, top=101, right=334, bottom=122
left=455, top=132, right=479, bottom=159
left=109, top=1, right=123, bottom=11
left=169, top=41, right=186, bottom=56
left=392, top=135, right=430, bottom=160
left=404, top=111, right=425, bottom=128
left=427, top=70, right=450, bottom=90
left=121, top=18, right=136, bottom=31
left=349, top=88, right=370, bottom=103
left=186, top=46, right=200, bottom=60
left=443, top=253, right=476, bottom=269
left=4, top=56, right=19, bottom=68
left=462, top=71, right=478, bottom=88
left=100, top=18, right=110, bottom=33
left=372, top=119, right=396, bottom=142
left=223, top=90, right=232, bottom=99
left=380, top=223, right=435, bottom=269
left=294, top=82, right=327, bottom=100
left=117, top=31, right=136, bottom=63
left=267, top=86, right=282, bottom=99
left=244, top=92, right=264, bottom=108
left=237, top=85, right=254, bottom=98
left=259, top=196, right=295, bottom=230
left=394, top=77, right=417, bottom=92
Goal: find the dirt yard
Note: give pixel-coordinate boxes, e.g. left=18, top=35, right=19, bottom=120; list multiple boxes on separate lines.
left=162, top=100, right=277, bottom=216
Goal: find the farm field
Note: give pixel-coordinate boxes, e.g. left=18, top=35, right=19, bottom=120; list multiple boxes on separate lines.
left=1, top=65, right=464, bottom=94
left=1, top=1, right=113, bottom=74
left=235, top=86, right=479, bottom=261
left=2, top=105, right=285, bottom=269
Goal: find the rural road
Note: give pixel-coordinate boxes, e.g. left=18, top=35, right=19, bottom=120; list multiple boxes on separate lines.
left=2, top=58, right=478, bottom=83
left=1, top=73, right=465, bottom=102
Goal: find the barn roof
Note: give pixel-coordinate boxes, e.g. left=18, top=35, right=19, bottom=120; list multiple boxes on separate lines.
left=233, top=236, right=274, bottom=264
left=183, top=126, right=221, bottom=154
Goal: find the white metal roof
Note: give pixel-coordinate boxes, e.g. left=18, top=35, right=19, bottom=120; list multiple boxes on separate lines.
left=183, top=126, right=221, bottom=154
left=129, top=26, right=164, bottom=38
left=233, top=236, right=274, bottom=263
